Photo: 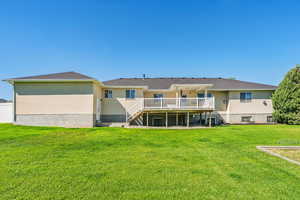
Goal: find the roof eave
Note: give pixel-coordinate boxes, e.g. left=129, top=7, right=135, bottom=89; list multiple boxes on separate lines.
left=103, top=85, right=149, bottom=89
left=209, top=88, right=277, bottom=91
left=101, top=84, right=276, bottom=91
left=3, top=79, right=103, bottom=85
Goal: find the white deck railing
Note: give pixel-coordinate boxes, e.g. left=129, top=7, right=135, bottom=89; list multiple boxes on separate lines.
left=122, top=97, right=214, bottom=122
left=143, top=97, right=215, bottom=110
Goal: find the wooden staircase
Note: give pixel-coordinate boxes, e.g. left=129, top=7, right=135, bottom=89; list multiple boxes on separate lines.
left=127, top=111, right=144, bottom=126
left=126, top=99, right=144, bottom=126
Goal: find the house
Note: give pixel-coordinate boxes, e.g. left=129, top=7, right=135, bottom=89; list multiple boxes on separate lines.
left=4, top=71, right=277, bottom=128
left=0, top=98, right=9, bottom=103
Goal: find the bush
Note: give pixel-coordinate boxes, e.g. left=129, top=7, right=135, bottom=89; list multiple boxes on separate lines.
left=272, top=65, right=300, bottom=124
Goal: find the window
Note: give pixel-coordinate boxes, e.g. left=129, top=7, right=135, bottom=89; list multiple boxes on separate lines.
left=240, top=92, right=252, bottom=102
left=104, top=90, right=112, bottom=98
left=153, top=94, right=163, bottom=103
left=153, top=94, right=163, bottom=99
left=241, top=116, right=252, bottom=122
left=197, top=93, right=213, bottom=98
left=267, top=116, right=273, bottom=123
left=126, top=89, right=136, bottom=99
left=181, top=94, right=187, bottom=102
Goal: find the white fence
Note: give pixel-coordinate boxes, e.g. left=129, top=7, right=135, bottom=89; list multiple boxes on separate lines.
left=0, top=103, right=13, bottom=123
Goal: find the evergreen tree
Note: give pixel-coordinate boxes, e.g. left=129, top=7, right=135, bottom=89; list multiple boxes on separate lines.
left=272, top=65, right=300, bottom=124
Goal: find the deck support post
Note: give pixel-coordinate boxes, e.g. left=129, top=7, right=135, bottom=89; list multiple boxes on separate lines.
left=187, top=112, right=189, bottom=127
left=209, top=112, right=212, bottom=127
left=166, top=112, right=168, bottom=127
left=176, top=112, right=178, bottom=126
left=199, top=113, right=202, bottom=125
left=176, top=92, right=179, bottom=108
left=205, top=112, right=207, bottom=125
left=146, top=112, right=149, bottom=127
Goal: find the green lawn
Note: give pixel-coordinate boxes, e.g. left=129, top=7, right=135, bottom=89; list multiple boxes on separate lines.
left=1, top=124, right=300, bottom=200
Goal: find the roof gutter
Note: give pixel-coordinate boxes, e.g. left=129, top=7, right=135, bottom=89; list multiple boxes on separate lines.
left=209, top=88, right=277, bottom=91
left=103, top=85, right=149, bottom=89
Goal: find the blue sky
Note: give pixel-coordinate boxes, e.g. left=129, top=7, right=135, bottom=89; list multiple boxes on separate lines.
left=1, top=0, right=300, bottom=99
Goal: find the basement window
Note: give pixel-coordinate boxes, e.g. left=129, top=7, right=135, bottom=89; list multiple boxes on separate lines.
left=241, top=116, right=252, bottom=122
left=104, top=90, right=112, bottom=98
left=267, top=116, right=273, bottom=123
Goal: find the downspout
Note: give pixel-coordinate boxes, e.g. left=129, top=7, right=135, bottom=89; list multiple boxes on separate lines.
left=226, top=93, right=230, bottom=124
left=13, top=82, right=16, bottom=122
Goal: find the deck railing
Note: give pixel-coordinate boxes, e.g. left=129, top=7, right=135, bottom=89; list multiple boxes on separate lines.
left=143, top=97, right=215, bottom=110
left=116, top=97, right=215, bottom=122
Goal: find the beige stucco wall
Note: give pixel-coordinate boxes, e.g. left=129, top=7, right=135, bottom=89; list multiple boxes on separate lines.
left=15, top=82, right=94, bottom=115
left=93, top=84, right=102, bottom=115
left=99, top=88, right=274, bottom=124
left=101, top=88, right=144, bottom=115
left=101, top=89, right=229, bottom=115
left=144, top=91, right=176, bottom=98
left=228, top=90, right=273, bottom=114
left=210, top=91, right=228, bottom=111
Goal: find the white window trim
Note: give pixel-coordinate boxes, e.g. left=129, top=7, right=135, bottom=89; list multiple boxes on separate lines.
left=126, top=89, right=136, bottom=99
left=240, top=92, right=252, bottom=103
left=104, top=89, right=113, bottom=98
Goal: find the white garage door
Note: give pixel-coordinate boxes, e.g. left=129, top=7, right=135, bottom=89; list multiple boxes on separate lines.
left=0, top=103, right=13, bottom=123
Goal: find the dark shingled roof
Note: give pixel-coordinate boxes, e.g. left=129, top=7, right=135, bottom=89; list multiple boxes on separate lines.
left=9, top=72, right=95, bottom=80
left=5, top=72, right=277, bottom=90
left=103, top=78, right=277, bottom=90
left=0, top=98, right=9, bottom=103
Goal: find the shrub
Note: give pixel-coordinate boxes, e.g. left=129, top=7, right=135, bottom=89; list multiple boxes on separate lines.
left=272, top=65, right=300, bottom=124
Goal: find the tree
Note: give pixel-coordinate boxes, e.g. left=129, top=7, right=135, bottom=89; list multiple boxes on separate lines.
left=272, top=65, right=300, bottom=124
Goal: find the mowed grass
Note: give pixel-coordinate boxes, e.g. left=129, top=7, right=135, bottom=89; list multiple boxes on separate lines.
left=1, top=124, right=300, bottom=199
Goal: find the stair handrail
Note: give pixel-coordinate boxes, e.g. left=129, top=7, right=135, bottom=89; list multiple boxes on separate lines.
left=126, top=98, right=144, bottom=122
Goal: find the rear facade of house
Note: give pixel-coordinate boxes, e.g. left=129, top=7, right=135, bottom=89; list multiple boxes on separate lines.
left=4, top=72, right=277, bottom=128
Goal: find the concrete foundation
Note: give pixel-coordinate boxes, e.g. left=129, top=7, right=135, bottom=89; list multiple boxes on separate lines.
left=15, top=114, right=95, bottom=128
left=100, top=114, right=126, bottom=122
